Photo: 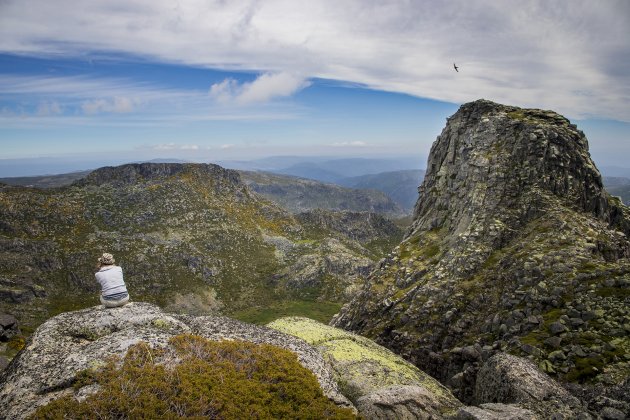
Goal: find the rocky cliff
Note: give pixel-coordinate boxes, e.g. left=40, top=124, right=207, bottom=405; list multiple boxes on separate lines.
left=0, top=163, right=396, bottom=333
left=332, top=100, right=630, bottom=413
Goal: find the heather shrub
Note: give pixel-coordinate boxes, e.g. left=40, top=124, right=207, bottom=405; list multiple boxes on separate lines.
left=31, top=334, right=355, bottom=419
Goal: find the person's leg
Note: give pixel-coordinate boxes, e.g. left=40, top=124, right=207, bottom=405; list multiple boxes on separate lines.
left=100, top=294, right=130, bottom=308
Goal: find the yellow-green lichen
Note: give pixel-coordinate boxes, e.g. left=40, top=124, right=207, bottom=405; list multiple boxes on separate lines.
left=267, top=317, right=459, bottom=406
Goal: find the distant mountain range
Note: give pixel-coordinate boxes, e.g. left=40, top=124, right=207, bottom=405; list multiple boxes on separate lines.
left=218, top=156, right=424, bottom=182
left=0, top=168, right=408, bottom=217
left=603, top=177, right=630, bottom=205
left=3, top=161, right=629, bottom=210
left=240, top=171, right=406, bottom=217
left=337, top=170, right=426, bottom=211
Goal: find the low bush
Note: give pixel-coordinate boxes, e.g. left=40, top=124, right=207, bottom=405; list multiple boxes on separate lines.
left=31, top=334, right=355, bottom=419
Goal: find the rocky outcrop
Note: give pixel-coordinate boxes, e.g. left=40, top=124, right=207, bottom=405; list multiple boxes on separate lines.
left=268, top=316, right=462, bottom=418
left=332, top=100, right=630, bottom=414
left=475, top=353, right=581, bottom=418
left=452, top=403, right=536, bottom=420
left=0, top=303, right=353, bottom=419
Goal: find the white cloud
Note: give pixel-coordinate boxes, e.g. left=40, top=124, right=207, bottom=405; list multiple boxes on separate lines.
left=209, top=72, right=310, bottom=105
left=153, top=143, right=200, bottom=151
left=82, top=97, right=137, bottom=114
left=36, top=101, right=62, bottom=116
left=0, top=1, right=629, bottom=120
left=331, top=141, right=367, bottom=147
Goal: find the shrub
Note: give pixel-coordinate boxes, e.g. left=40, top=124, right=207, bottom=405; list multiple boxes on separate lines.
left=31, top=334, right=356, bottom=419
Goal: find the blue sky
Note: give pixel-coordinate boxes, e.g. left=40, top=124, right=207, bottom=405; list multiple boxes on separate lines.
left=0, top=0, right=629, bottom=175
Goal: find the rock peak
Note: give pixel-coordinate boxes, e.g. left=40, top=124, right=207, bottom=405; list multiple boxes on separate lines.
left=409, top=99, right=627, bottom=243
left=333, top=100, right=630, bottom=407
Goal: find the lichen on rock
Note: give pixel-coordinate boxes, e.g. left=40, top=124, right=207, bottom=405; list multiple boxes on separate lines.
left=268, top=316, right=462, bottom=417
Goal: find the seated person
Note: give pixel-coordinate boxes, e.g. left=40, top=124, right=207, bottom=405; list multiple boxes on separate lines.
left=95, top=253, right=130, bottom=308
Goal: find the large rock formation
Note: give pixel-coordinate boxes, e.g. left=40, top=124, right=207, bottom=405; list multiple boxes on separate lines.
left=0, top=303, right=352, bottom=419
left=332, top=100, right=630, bottom=414
left=0, top=162, right=398, bottom=331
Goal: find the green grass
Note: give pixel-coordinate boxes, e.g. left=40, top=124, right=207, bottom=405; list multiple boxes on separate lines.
left=595, top=287, right=630, bottom=298
left=230, top=300, right=342, bottom=325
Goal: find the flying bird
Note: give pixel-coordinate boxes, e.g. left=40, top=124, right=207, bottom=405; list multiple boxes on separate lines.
left=453, top=63, right=459, bottom=72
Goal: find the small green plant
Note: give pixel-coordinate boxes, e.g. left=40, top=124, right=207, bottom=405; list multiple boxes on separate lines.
left=31, top=334, right=356, bottom=419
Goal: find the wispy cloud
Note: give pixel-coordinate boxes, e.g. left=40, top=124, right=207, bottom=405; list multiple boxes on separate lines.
left=331, top=141, right=367, bottom=147
left=1, top=0, right=628, bottom=120
left=82, top=97, right=137, bottom=114
left=209, top=72, right=310, bottom=105
left=36, top=101, right=62, bottom=116
left=153, top=143, right=200, bottom=151
left=0, top=74, right=194, bottom=116
left=0, top=73, right=304, bottom=124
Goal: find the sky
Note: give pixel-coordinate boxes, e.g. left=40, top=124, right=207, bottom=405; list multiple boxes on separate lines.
left=0, top=0, right=629, bottom=175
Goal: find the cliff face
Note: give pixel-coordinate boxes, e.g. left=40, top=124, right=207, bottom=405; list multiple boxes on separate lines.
left=333, top=100, right=630, bottom=403
left=0, top=163, right=393, bottom=331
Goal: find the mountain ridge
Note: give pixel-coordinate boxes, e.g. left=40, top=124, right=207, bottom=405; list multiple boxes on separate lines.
left=0, top=162, right=398, bottom=332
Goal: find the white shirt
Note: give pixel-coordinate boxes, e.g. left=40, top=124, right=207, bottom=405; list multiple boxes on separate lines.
left=95, top=265, right=128, bottom=296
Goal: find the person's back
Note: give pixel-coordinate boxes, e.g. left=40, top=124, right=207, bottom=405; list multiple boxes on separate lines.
left=95, top=253, right=129, bottom=308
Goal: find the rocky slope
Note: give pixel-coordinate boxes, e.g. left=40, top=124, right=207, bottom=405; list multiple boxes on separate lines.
left=332, top=100, right=630, bottom=413
left=240, top=170, right=406, bottom=216
left=0, top=163, right=397, bottom=333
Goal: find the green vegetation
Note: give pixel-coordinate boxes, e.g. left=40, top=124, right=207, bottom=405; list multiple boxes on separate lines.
left=230, top=300, right=342, bottom=325
left=31, top=335, right=356, bottom=419
left=507, top=110, right=527, bottom=121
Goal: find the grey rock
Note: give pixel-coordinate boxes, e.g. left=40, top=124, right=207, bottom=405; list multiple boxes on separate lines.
left=549, top=322, right=568, bottom=335
left=453, top=403, right=537, bottom=419
left=0, top=303, right=353, bottom=419
left=475, top=353, right=581, bottom=418
left=356, top=385, right=459, bottom=419
left=600, top=406, right=626, bottom=420
left=462, top=345, right=482, bottom=361
left=0, top=313, right=18, bottom=341
left=0, top=356, right=8, bottom=371
left=544, top=336, right=562, bottom=349
left=268, top=316, right=462, bottom=417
